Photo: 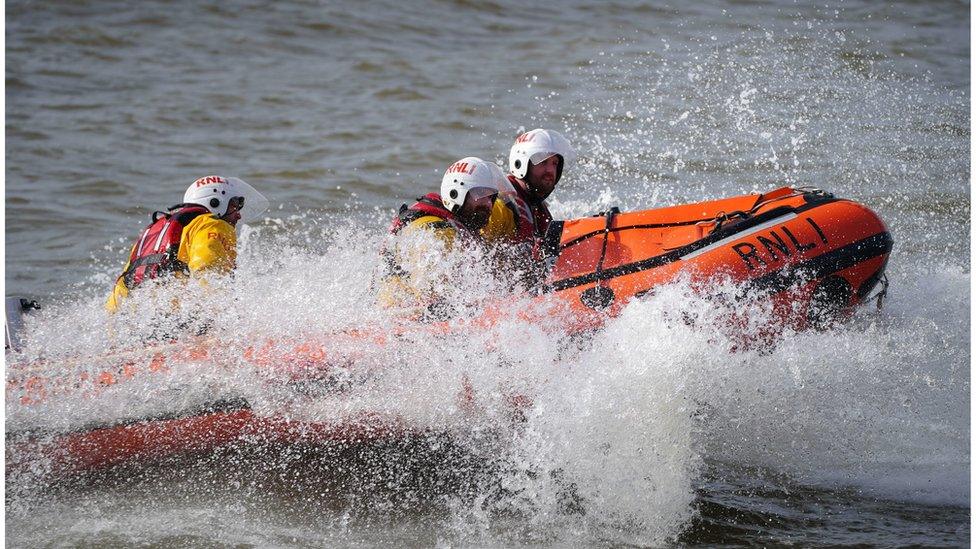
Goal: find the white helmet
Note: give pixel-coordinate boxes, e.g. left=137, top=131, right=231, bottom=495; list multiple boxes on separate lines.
left=440, top=157, right=507, bottom=215
left=183, top=175, right=269, bottom=223
left=508, top=128, right=576, bottom=182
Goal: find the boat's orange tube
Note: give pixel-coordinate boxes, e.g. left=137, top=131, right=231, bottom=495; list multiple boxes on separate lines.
left=539, top=187, right=891, bottom=330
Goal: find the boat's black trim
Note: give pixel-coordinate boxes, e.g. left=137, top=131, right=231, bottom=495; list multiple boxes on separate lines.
left=544, top=205, right=890, bottom=294
left=556, top=194, right=839, bottom=253
left=546, top=204, right=807, bottom=292
left=742, top=232, right=894, bottom=296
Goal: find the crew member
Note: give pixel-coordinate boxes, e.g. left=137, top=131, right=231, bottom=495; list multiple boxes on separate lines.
left=507, top=128, right=576, bottom=239
left=382, top=157, right=534, bottom=314
left=106, top=175, right=268, bottom=313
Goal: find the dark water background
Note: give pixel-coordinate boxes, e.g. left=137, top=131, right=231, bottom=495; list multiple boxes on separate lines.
left=5, top=0, right=970, bottom=546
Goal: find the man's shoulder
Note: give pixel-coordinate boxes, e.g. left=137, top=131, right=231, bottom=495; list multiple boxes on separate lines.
left=185, top=213, right=222, bottom=226
left=184, top=214, right=233, bottom=236
left=401, top=215, right=460, bottom=247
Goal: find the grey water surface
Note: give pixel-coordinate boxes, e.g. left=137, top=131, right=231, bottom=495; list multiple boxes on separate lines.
left=5, top=0, right=969, bottom=546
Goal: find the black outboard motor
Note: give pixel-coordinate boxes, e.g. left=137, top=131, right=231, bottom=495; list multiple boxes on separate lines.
left=5, top=297, right=39, bottom=352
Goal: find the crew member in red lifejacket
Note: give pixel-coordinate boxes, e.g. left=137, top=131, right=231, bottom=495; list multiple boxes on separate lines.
left=507, top=128, right=576, bottom=239
left=106, top=175, right=268, bottom=313
left=381, top=157, right=535, bottom=313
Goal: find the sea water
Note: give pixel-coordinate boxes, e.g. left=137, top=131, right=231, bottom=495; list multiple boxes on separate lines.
left=6, top=0, right=969, bottom=546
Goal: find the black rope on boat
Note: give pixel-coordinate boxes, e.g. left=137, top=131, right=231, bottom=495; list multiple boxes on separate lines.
left=594, top=207, right=618, bottom=283
left=581, top=207, right=619, bottom=310
left=562, top=187, right=832, bottom=252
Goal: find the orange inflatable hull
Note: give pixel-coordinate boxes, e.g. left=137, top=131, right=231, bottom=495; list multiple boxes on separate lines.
left=535, top=186, right=891, bottom=331
left=6, top=187, right=892, bottom=474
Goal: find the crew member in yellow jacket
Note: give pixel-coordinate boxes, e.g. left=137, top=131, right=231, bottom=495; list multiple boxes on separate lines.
left=382, top=157, right=537, bottom=316
left=106, top=175, right=268, bottom=313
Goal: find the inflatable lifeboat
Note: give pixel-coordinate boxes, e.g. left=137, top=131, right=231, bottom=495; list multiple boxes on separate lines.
left=535, top=185, right=892, bottom=331
left=5, top=186, right=892, bottom=475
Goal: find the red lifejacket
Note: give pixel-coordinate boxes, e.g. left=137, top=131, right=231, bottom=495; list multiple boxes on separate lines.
left=119, top=204, right=212, bottom=290
left=389, top=193, right=465, bottom=235
left=508, top=174, right=552, bottom=239
left=497, top=191, right=536, bottom=246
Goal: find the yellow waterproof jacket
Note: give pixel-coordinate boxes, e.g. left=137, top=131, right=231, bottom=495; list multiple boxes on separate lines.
left=401, top=195, right=522, bottom=247
left=379, top=196, right=529, bottom=311
left=106, top=214, right=237, bottom=313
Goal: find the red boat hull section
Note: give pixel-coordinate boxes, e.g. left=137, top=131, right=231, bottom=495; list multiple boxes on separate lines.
left=8, top=407, right=408, bottom=474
